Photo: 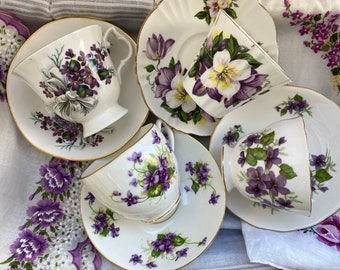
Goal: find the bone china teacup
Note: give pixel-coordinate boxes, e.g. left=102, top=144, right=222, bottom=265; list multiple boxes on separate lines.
left=222, top=117, right=312, bottom=216
left=13, top=25, right=133, bottom=138
left=81, top=120, right=180, bottom=223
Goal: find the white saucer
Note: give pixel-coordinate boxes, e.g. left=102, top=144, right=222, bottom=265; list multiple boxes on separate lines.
left=81, top=130, right=226, bottom=269
left=7, top=18, right=149, bottom=161
left=210, top=85, right=339, bottom=231
left=136, top=0, right=278, bottom=136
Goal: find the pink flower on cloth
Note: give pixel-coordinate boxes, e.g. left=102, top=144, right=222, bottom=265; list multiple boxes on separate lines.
left=315, top=215, right=340, bottom=251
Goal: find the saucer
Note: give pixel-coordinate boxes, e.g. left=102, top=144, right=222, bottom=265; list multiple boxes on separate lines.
left=210, top=85, right=339, bottom=231
left=7, top=18, right=149, bottom=161
left=80, top=130, right=226, bottom=269
left=136, top=0, right=279, bottom=136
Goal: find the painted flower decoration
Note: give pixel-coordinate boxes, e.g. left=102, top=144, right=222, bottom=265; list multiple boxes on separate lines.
left=234, top=129, right=302, bottom=212
left=195, top=0, right=239, bottom=24
left=188, top=32, right=269, bottom=109
left=200, top=49, right=252, bottom=99
left=184, top=161, right=220, bottom=205
left=144, top=34, right=216, bottom=124
left=111, top=130, right=178, bottom=206
left=144, top=33, right=175, bottom=61
left=129, top=232, right=207, bottom=268
left=31, top=111, right=105, bottom=150
left=39, top=43, right=114, bottom=119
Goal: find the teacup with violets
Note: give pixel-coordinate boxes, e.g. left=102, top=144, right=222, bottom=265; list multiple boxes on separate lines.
left=222, top=117, right=312, bottom=216
left=13, top=25, right=132, bottom=138
left=81, top=120, right=180, bottom=223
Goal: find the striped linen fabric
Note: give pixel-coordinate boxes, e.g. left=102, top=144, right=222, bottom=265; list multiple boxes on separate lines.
left=0, top=0, right=156, bottom=32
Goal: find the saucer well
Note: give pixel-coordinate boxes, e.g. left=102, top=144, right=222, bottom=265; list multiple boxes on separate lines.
left=136, top=0, right=279, bottom=136
left=80, top=130, right=226, bottom=269
left=210, top=85, right=339, bottom=231
left=7, top=18, right=149, bottom=161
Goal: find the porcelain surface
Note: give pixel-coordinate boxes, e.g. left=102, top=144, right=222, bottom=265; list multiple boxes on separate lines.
left=136, top=0, right=279, bottom=136
left=7, top=18, right=149, bottom=161
left=81, top=130, right=226, bottom=269
left=210, top=85, right=339, bottom=231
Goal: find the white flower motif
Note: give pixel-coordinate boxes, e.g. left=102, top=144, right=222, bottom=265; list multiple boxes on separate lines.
left=200, top=49, right=252, bottom=99
left=166, top=73, right=196, bottom=113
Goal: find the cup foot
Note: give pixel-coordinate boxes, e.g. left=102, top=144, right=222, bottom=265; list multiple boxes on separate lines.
left=82, top=104, right=128, bottom=138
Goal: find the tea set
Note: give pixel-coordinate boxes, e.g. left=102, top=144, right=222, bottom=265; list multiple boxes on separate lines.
left=6, top=0, right=339, bottom=268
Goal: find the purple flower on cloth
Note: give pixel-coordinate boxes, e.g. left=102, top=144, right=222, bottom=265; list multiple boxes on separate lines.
left=9, top=229, right=48, bottom=262
left=143, top=34, right=175, bottom=61
left=39, top=162, right=73, bottom=194
left=315, top=215, right=340, bottom=251
left=27, top=199, right=63, bottom=228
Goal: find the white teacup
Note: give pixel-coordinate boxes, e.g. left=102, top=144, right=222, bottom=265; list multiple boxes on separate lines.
left=13, top=25, right=133, bottom=138
left=222, top=117, right=312, bottom=216
left=81, top=120, right=180, bottom=223
left=183, top=10, right=290, bottom=119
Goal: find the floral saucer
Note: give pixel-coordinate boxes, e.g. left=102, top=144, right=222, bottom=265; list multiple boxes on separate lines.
left=7, top=18, right=149, bottom=161
left=209, top=85, right=339, bottom=231
left=80, top=130, right=226, bottom=269
left=136, top=0, right=279, bottom=136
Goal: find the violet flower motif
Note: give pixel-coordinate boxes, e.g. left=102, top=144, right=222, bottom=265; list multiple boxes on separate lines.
left=92, top=213, right=107, bottom=234
left=152, top=130, right=161, bottom=144
left=310, top=154, right=327, bottom=170
left=275, top=197, right=294, bottom=208
left=10, top=229, right=48, bottom=262
left=245, top=167, right=270, bottom=197
left=128, top=151, right=143, bottom=163
left=265, top=171, right=290, bottom=196
left=121, top=191, right=139, bottom=206
left=27, top=199, right=63, bottom=228
left=39, top=162, right=73, bottom=194
left=143, top=34, right=175, bottom=61
left=175, top=247, right=189, bottom=261
left=84, top=192, right=96, bottom=204
left=108, top=223, right=120, bottom=238
left=242, top=134, right=260, bottom=147
left=265, top=147, right=282, bottom=169
left=151, top=233, right=176, bottom=254
left=197, top=163, right=210, bottom=185
left=185, top=162, right=196, bottom=176
left=315, top=215, right=340, bottom=251
left=209, top=193, right=220, bottom=205
left=129, top=254, right=143, bottom=265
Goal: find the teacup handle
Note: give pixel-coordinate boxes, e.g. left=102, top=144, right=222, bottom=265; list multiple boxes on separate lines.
left=103, top=26, right=133, bottom=84
left=156, top=119, right=175, bottom=151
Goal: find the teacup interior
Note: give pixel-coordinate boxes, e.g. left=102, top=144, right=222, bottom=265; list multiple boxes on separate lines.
left=81, top=123, right=153, bottom=177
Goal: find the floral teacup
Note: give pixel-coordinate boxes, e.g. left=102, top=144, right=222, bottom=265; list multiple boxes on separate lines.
left=13, top=25, right=133, bottom=138
left=183, top=10, right=291, bottom=119
left=222, top=117, right=312, bottom=216
left=81, top=120, right=180, bottom=223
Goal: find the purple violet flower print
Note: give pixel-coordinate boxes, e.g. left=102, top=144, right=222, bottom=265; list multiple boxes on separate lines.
left=315, top=215, right=340, bottom=251
left=128, top=151, right=143, bottom=163
left=230, top=128, right=301, bottom=213
left=26, top=199, right=63, bottom=228
left=184, top=161, right=220, bottom=205
left=152, top=130, right=161, bottom=144
left=39, top=162, right=73, bottom=195
left=129, top=232, right=207, bottom=267
left=275, top=94, right=312, bottom=117
left=310, top=149, right=335, bottom=193
left=10, top=229, right=48, bottom=262
left=143, top=34, right=174, bottom=61
left=121, top=191, right=140, bottom=206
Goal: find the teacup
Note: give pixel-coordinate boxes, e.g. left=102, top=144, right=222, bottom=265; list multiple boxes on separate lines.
left=81, top=120, right=180, bottom=223
left=222, top=117, right=312, bottom=216
left=183, top=10, right=291, bottom=119
left=13, top=24, right=133, bottom=138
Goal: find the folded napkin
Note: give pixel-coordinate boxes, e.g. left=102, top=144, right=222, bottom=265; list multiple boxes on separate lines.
left=242, top=212, right=340, bottom=270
